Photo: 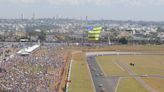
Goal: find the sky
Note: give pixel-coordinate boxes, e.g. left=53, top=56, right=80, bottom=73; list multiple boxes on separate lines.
left=0, top=0, right=164, bottom=21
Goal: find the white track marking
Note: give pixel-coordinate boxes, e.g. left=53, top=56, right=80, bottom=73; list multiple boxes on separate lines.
left=115, top=78, right=121, bottom=92
left=114, top=62, right=125, bottom=71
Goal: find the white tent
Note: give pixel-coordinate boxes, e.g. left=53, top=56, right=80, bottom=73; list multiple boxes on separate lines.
left=17, top=44, right=40, bottom=55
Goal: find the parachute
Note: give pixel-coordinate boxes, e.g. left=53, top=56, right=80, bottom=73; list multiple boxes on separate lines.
left=88, top=27, right=102, bottom=41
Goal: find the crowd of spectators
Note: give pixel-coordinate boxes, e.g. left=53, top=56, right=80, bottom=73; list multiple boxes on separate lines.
left=0, top=43, right=67, bottom=92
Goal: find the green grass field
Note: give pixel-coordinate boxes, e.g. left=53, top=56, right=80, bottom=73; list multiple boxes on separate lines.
left=96, top=56, right=129, bottom=76
left=96, top=55, right=164, bottom=76
left=117, top=78, right=148, bottom=92
left=68, top=52, right=94, bottom=92
left=143, top=78, right=164, bottom=92
left=116, top=55, right=164, bottom=76
left=96, top=55, right=164, bottom=92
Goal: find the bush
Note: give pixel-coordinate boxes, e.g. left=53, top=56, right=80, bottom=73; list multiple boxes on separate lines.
left=119, top=37, right=128, bottom=44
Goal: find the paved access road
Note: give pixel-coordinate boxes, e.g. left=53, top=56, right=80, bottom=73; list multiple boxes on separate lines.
left=86, top=52, right=164, bottom=56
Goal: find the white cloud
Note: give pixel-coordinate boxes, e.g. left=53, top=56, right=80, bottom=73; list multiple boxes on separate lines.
left=0, top=0, right=113, bottom=5
left=7, top=0, right=37, bottom=4
left=120, top=0, right=164, bottom=6
left=1, top=0, right=164, bottom=6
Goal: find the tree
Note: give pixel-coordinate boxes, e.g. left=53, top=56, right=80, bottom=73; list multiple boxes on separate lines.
left=119, top=37, right=128, bottom=44
left=38, top=30, right=46, bottom=42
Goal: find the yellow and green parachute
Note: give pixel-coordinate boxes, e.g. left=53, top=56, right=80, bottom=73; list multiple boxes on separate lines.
left=88, top=27, right=102, bottom=41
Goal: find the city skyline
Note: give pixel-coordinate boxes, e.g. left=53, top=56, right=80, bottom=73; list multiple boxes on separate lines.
left=0, top=0, right=164, bottom=21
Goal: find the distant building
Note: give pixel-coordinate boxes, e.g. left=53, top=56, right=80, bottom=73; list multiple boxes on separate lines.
left=20, top=38, right=29, bottom=42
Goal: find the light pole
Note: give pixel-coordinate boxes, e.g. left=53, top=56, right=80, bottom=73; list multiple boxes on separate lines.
left=108, top=31, right=111, bottom=45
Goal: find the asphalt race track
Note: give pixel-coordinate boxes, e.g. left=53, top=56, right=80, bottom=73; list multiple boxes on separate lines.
left=87, top=56, right=119, bottom=92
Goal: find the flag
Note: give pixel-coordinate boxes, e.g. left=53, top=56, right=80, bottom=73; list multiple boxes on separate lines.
left=87, top=26, right=93, bottom=31
left=87, top=26, right=102, bottom=41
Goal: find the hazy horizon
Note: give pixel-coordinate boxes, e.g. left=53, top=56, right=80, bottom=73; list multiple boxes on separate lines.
left=0, top=0, right=164, bottom=21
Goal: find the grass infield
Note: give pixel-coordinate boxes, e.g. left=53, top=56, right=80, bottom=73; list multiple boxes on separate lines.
left=68, top=52, right=94, bottom=92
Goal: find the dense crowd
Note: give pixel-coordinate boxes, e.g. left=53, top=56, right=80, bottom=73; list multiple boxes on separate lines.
left=0, top=43, right=67, bottom=92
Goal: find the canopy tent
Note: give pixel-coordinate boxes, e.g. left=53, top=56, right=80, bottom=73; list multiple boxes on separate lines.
left=17, top=44, right=40, bottom=55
